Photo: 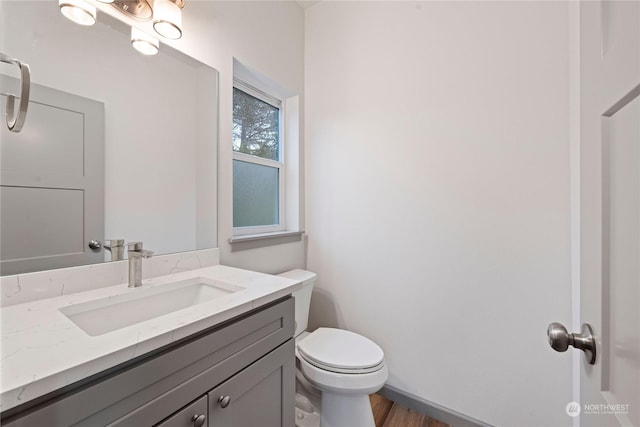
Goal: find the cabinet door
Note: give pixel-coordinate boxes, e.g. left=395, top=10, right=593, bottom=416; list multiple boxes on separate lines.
left=208, top=340, right=295, bottom=427
left=155, top=395, right=208, bottom=427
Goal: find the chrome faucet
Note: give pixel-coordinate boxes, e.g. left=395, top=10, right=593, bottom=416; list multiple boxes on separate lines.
left=104, top=239, right=126, bottom=261
left=127, top=242, right=153, bottom=287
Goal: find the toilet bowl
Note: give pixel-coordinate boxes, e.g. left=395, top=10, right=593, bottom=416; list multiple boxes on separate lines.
left=278, top=270, right=388, bottom=427
left=295, top=333, right=322, bottom=427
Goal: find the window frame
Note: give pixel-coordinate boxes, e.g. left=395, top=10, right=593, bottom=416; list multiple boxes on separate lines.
left=232, top=80, right=286, bottom=236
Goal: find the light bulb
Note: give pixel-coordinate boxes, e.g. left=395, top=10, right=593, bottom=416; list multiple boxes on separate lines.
left=131, top=28, right=159, bottom=56
left=153, top=0, right=182, bottom=40
left=58, top=0, right=96, bottom=26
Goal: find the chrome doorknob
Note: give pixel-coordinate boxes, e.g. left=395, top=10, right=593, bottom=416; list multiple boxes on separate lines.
left=88, top=240, right=102, bottom=250
left=547, top=322, right=596, bottom=365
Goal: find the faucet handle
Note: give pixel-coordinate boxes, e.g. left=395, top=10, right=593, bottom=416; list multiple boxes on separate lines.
left=140, top=249, right=154, bottom=258
left=127, top=242, right=144, bottom=252
left=104, top=239, right=125, bottom=249
left=127, top=242, right=153, bottom=258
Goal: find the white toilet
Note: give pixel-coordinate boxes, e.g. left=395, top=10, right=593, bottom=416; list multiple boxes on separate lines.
left=278, top=270, right=388, bottom=427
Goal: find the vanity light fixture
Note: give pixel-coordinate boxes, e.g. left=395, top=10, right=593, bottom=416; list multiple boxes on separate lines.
left=152, top=0, right=184, bottom=40
left=111, top=0, right=153, bottom=20
left=58, top=0, right=97, bottom=26
left=58, top=0, right=187, bottom=55
left=131, top=28, right=159, bottom=56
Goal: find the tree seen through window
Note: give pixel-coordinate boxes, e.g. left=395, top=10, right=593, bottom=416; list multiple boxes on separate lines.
left=232, top=87, right=280, bottom=161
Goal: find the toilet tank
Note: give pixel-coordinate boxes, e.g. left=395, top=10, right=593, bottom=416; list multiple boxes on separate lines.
left=277, top=269, right=317, bottom=337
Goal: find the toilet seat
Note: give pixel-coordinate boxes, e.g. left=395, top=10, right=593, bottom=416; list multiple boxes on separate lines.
left=297, top=328, right=385, bottom=374
left=298, top=354, right=389, bottom=395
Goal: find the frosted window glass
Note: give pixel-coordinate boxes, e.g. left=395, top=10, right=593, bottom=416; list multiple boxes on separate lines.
left=233, top=160, right=279, bottom=227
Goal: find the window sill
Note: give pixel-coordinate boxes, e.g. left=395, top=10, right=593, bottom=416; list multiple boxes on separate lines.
left=228, top=231, right=304, bottom=252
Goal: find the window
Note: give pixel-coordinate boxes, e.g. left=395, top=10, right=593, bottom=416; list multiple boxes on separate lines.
left=232, top=81, right=285, bottom=235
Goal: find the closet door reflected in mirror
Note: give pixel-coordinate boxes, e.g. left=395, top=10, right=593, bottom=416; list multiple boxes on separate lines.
left=1, top=79, right=104, bottom=275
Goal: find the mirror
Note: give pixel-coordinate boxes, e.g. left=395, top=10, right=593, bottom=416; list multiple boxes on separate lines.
left=0, top=1, right=218, bottom=276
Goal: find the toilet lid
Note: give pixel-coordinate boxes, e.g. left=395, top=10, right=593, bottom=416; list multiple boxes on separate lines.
left=297, top=328, right=384, bottom=373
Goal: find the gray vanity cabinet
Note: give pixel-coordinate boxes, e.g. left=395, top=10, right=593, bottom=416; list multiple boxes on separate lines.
left=1, top=297, right=295, bottom=427
left=151, top=340, right=294, bottom=427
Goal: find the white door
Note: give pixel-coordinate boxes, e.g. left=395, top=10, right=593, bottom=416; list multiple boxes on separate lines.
left=0, top=77, right=105, bottom=275
left=580, top=1, right=639, bottom=426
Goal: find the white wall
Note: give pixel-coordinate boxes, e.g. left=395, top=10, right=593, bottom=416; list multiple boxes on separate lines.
left=168, top=1, right=306, bottom=273
left=305, top=2, right=573, bottom=426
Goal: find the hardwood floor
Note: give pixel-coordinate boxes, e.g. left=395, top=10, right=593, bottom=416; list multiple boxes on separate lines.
left=370, top=394, right=450, bottom=427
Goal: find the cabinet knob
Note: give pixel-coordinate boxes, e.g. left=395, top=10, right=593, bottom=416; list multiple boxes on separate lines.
left=218, top=395, right=231, bottom=408
left=191, top=414, right=206, bottom=427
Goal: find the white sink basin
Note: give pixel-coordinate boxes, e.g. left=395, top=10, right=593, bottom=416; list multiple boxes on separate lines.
left=60, top=278, right=245, bottom=336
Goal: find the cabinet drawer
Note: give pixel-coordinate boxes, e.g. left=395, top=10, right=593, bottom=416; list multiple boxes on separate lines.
left=155, top=395, right=207, bottom=427
left=2, top=297, right=294, bottom=427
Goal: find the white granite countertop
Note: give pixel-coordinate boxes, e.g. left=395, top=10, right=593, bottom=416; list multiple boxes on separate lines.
left=0, top=265, right=300, bottom=412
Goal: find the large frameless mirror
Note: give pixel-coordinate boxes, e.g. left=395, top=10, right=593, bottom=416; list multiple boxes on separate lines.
left=0, top=1, right=218, bottom=275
